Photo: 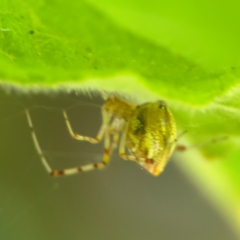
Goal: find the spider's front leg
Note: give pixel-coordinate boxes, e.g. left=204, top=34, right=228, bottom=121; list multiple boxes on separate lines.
left=63, top=108, right=112, bottom=143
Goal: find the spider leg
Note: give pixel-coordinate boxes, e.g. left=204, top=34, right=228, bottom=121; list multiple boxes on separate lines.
left=25, top=109, right=113, bottom=176
left=108, top=130, right=119, bottom=154
left=108, top=118, right=125, bottom=153
left=63, top=108, right=112, bottom=143
left=118, top=126, right=145, bottom=163
left=177, top=130, right=187, bottom=140
left=176, top=136, right=228, bottom=152
left=25, top=109, right=52, bottom=174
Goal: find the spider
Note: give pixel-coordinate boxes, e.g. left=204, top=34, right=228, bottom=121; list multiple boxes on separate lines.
left=25, top=96, right=179, bottom=177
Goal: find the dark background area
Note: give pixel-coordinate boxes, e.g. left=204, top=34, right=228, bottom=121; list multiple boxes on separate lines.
left=0, top=88, right=238, bottom=240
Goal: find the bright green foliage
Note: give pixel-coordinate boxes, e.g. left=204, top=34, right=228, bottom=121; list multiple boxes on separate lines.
left=1, top=0, right=240, bottom=105
left=1, top=0, right=240, bottom=235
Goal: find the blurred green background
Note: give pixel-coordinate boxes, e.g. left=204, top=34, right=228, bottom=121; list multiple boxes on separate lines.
left=1, top=0, right=240, bottom=239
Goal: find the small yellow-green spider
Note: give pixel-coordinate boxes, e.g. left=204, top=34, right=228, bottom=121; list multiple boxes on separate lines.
left=25, top=96, right=180, bottom=177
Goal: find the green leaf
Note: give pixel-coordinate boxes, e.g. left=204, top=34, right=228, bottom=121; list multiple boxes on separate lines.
left=1, top=0, right=240, bottom=105
left=1, top=0, right=240, bottom=236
